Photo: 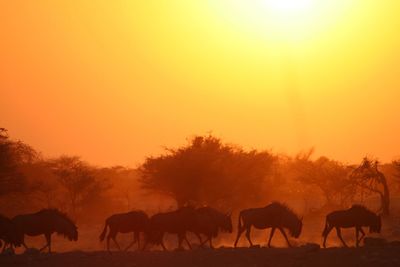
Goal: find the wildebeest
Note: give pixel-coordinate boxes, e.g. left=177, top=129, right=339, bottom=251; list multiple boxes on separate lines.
left=99, top=210, right=149, bottom=252
left=322, top=204, right=381, bottom=248
left=143, top=207, right=197, bottom=251
left=12, top=209, right=78, bottom=253
left=234, top=202, right=302, bottom=248
left=0, top=214, right=23, bottom=253
left=190, top=207, right=232, bottom=248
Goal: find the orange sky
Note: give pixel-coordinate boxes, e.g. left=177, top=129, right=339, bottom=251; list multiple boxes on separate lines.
left=1, top=1, right=399, bottom=166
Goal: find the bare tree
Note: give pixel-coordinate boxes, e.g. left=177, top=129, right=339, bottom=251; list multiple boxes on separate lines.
left=293, top=154, right=354, bottom=209
left=393, top=160, right=400, bottom=187
left=351, top=157, right=390, bottom=216
left=50, top=156, right=103, bottom=217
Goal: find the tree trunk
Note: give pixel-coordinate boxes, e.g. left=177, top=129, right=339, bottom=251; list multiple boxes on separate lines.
left=380, top=174, right=390, bottom=216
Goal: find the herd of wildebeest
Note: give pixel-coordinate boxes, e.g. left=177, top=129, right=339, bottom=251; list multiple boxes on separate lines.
left=0, top=202, right=382, bottom=254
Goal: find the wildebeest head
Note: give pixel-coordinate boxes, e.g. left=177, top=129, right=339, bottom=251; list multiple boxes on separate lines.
left=0, top=215, right=24, bottom=247
left=58, top=220, right=78, bottom=241
left=71, top=225, right=78, bottom=241
left=369, top=215, right=381, bottom=233
left=221, top=212, right=233, bottom=233
left=61, top=214, right=78, bottom=241
left=290, top=217, right=303, bottom=238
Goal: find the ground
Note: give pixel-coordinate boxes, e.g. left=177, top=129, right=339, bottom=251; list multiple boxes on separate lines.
left=1, top=246, right=400, bottom=267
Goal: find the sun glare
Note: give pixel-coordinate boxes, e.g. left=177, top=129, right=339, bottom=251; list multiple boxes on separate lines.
left=266, top=0, right=313, bottom=13
left=209, top=0, right=356, bottom=43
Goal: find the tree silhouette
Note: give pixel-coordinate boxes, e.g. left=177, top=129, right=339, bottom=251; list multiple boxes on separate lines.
left=393, top=160, right=400, bottom=183
left=293, top=153, right=354, bottom=208
left=140, top=135, right=275, bottom=209
left=351, top=157, right=390, bottom=216
left=49, top=156, right=108, bottom=217
left=0, top=128, right=38, bottom=196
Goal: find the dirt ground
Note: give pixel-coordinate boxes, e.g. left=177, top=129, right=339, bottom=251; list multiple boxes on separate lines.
left=1, top=246, right=400, bottom=267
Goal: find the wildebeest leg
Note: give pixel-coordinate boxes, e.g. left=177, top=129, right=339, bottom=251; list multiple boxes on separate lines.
left=125, top=232, right=138, bottom=251
left=177, top=233, right=184, bottom=249
left=199, top=236, right=209, bottom=247
left=267, top=227, right=276, bottom=248
left=46, top=233, right=52, bottom=253
left=161, top=239, right=167, bottom=251
left=209, top=236, right=214, bottom=249
left=201, top=235, right=213, bottom=249
left=355, top=227, right=360, bottom=247
left=154, top=233, right=167, bottom=251
left=196, top=233, right=204, bottom=247
left=136, top=232, right=140, bottom=250
left=107, top=230, right=120, bottom=252
left=106, top=235, right=111, bottom=252
left=22, top=241, right=28, bottom=250
left=278, top=227, right=292, bottom=247
left=112, top=236, right=122, bottom=251
left=245, top=227, right=254, bottom=247
left=357, top=227, right=366, bottom=245
left=8, top=243, right=16, bottom=254
left=3, top=242, right=15, bottom=254
left=234, top=226, right=245, bottom=248
left=322, top=225, right=333, bottom=248
left=184, top=234, right=192, bottom=250
left=141, top=237, right=150, bottom=251
left=335, top=227, right=348, bottom=247
left=39, top=233, right=51, bottom=252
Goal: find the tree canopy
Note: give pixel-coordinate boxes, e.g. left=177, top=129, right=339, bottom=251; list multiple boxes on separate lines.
left=0, top=128, right=38, bottom=196
left=140, top=135, right=276, bottom=209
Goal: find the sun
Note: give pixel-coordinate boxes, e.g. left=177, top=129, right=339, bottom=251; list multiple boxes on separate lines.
left=209, top=0, right=355, bottom=43
left=266, top=0, right=314, bottom=13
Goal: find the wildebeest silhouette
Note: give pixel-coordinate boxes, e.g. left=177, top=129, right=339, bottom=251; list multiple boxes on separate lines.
left=0, top=214, right=23, bottom=253
left=234, top=202, right=302, bottom=248
left=99, top=210, right=149, bottom=252
left=143, top=206, right=197, bottom=251
left=190, top=207, right=232, bottom=248
left=12, top=209, right=78, bottom=253
left=322, top=204, right=381, bottom=248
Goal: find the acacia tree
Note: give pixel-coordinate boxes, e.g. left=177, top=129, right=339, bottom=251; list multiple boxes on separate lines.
left=140, top=135, right=276, bottom=209
left=293, top=154, right=354, bottom=208
left=351, top=157, right=390, bottom=216
left=50, top=156, right=108, bottom=217
left=393, top=160, right=400, bottom=192
left=0, top=128, right=38, bottom=196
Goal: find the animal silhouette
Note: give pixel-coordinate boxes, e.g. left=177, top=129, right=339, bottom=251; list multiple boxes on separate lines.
left=322, top=205, right=381, bottom=247
left=0, top=214, right=23, bottom=253
left=99, top=210, right=149, bottom=252
left=143, top=207, right=197, bottom=251
left=12, top=209, right=78, bottom=253
left=234, top=202, right=302, bottom=248
left=189, top=207, right=232, bottom=248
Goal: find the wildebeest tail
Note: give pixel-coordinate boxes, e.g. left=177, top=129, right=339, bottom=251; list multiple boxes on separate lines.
left=99, top=219, right=109, bottom=242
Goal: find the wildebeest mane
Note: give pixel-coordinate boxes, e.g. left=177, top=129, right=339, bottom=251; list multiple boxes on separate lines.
left=36, top=209, right=75, bottom=225
left=269, top=202, right=301, bottom=220
left=350, top=204, right=373, bottom=213
left=36, top=209, right=77, bottom=240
